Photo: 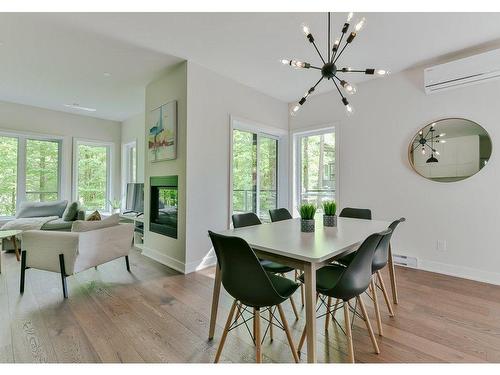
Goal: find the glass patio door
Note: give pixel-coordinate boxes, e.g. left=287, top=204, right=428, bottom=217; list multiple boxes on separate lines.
left=232, top=128, right=278, bottom=221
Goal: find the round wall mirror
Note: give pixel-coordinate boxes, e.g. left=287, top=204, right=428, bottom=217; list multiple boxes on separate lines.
left=409, top=118, right=492, bottom=182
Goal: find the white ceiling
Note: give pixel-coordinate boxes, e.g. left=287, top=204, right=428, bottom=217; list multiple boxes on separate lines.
left=1, top=12, right=500, bottom=121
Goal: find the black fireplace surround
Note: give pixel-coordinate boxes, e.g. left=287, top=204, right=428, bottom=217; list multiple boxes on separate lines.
left=150, top=175, right=178, bottom=239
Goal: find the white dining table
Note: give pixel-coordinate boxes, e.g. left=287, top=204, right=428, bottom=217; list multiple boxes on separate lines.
left=208, top=216, right=392, bottom=363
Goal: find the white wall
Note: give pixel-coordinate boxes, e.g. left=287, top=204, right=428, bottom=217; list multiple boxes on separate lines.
left=0, top=100, right=121, bottom=206
left=290, top=67, right=500, bottom=285
left=185, top=62, right=289, bottom=273
left=121, top=112, right=145, bottom=183
left=143, top=62, right=187, bottom=272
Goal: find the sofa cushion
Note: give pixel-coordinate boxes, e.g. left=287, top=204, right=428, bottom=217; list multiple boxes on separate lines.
left=86, top=211, right=101, bottom=221
left=16, top=200, right=68, bottom=219
left=41, top=218, right=73, bottom=231
left=62, top=202, right=79, bottom=221
left=72, top=214, right=120, bottom=232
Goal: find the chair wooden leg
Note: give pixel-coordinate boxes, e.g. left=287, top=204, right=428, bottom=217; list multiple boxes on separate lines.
left=234, top=302, right=242, bottom=325
left=20, top=250, right=27, bottom=294
left=388, top=243, right=399, bottom=304
left=371, top=277, right=383, bottom=336
left=253, top=308, right=257, bottom=345
left=296, top=270, right=304, bottom=307
left=297, top=324, right=307, bottom=354
left=325, top=296, right=332, bottom=331
left=357, top=296, right=380, bottom=354
left=269, top=308, right=274, bottom=342
left=214, top=299, right=238, bottom=363
left=59, top=254, right=68, bottom=299
left=12, top=235, right=20, bottom=262
left=333, top=299, right=340, bottom=319
left=343, top=300, right=355, bottom=363
left=255, top=308, right=262, bottom=363
left=377, top=271, right=395, bottom=317
left=297, top=293, right=319, bottom=356
left=289, top=296, right=299, bottom=320
left=277, top=304, right=300, bottom=363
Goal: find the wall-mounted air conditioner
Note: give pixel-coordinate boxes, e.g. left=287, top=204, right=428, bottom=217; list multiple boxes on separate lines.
left=424, top=48, right=500, bottom=94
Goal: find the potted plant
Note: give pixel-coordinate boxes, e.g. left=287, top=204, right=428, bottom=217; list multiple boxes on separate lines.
left=299, top=203, right=317, bottom=232
left=108, top=199, right=121, bottom=214
left=323, top=200, right=337, bottom=227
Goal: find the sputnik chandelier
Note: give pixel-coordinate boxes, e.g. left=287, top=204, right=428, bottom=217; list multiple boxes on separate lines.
left=412, top=123, right=446, bottom=163
left=282, top=12, right=389, bottom=116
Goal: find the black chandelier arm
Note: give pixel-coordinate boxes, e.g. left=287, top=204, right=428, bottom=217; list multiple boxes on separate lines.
left=328, top=12, right=331, bottom=62
left=333, top=40, right=352, bottom=64
left=309, top=65, right=322, bottom=70
left=339, top=68, right=375, bottom=74
left=424, top=127, right=435, bottom=140
left=310, top=39, right=326, bottom=65
left=311, top=76, right=325, bottom=91
left=332, top=78, right=346, bottom=101
left=331, top=24, right=349, bottom=63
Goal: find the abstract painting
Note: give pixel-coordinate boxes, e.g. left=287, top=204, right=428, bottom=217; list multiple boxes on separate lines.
left=148, top=100, right=177, bottom=162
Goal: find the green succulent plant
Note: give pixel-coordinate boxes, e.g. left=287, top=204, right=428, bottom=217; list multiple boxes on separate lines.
left=299, top=204, right=317, bottom=220
left=323, top=201, right=337, bottom=216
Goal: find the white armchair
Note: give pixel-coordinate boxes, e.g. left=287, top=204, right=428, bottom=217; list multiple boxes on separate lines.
left=21, top=223, right=134, bottom=298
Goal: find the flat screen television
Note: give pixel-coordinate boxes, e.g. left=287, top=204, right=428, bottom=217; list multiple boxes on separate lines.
left=125, top=183, right=144, bottom=214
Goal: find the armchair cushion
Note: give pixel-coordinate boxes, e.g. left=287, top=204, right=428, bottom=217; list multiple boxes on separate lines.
left=72, top=214, right=120, bottom=232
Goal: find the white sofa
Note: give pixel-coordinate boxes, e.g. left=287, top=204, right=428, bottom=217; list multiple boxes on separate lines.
left=21, top=223, right=134, bottom=298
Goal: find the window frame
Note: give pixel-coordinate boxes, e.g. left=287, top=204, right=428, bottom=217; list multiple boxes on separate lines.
left=0, top=129, right=63, bottom=218
left=72, top=138, right=114, bottom=213
left=292, top=125, right=338, bottom=215
left=229, top=116, right=285, bottom=226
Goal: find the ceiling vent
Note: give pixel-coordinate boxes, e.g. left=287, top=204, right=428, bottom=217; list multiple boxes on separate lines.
left=424, top=48, right=500, bottom=94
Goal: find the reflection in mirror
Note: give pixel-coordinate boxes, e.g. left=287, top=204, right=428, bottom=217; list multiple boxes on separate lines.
left=409, top=118, right=492, bottom=182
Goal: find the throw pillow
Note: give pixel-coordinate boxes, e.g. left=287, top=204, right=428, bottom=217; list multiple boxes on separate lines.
left=86, top=211, right=101, bottom=221
left=72, top=214, right=120, bottom=232
left=62, top=202, right=79, bottom=221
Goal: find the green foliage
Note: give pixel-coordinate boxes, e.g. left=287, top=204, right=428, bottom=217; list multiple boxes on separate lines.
left=232, top=129, right=277, bottom=219
left=77, top=144, right=108, bottom=211
left=299, top=203, right=316, bottom=220
left=323, top=200, right=337, bottom=216
left=0, top=137, right=19, bottom=216
left=0, top=137, right=60, bottom=216
left=300, top=133, right=336, bottom=207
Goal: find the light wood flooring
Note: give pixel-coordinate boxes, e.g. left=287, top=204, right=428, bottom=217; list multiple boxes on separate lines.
left=1, top=248, right=500, bottom=363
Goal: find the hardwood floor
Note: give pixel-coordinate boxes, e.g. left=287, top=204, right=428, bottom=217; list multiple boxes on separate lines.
left=1, top=248, right=500, bottom=363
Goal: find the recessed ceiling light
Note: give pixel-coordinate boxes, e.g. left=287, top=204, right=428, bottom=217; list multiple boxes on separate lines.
left=64, top=103, right=96, bottom=112
left=103, top=72, right=111, bottom=77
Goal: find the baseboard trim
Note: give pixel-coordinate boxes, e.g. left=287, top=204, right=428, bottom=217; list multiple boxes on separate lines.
left=142, top=246, right=186, bottom=274
left=185, top=254, right=217, bottom=274
left=417, top=259, right=500, bottom=286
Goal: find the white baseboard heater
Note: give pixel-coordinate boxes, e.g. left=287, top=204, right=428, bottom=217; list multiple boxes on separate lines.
left=393, top=254, right=418, bottom=268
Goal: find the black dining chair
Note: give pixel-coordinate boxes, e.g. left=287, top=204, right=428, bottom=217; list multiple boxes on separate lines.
left=297, top=230, right=390, bottom=363
left=268, top=208, right=292, bottom=222
left=232, top=212, right=300, bottom=319
left=339, top=207, right=372, bottom=220
left=334, top=218, right=405, bottom=335
left=208, top=231, right=300, bottom=363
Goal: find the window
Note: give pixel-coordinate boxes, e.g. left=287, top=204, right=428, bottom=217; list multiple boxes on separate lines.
left=0, top=136, right=19, bottom=217
left=26, top=139, right=60, bottom=202
left=74, top=140, right=112, bottom=212
left=231, top=125, right=279, bottom=221
left=123, top=141, right=137, bottom=184
left=0, top=133, right=61, bottom=217
left=295, top=129, right=336, bottom=209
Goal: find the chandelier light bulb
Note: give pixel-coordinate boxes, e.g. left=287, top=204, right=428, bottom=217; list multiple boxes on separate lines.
left=290, top=104, right=301, bottom=116
left=347, top=12, right=354, bottom=23
left=341, top=80, right=357, bottom=95
left=354, top=17, right=366, bottom=33
left=345, top=104, right=354, bottom=116
left=435, top=150, right=440, bottom=155
left=291, top=59, right=306, bottom=69
left=421, top=148, right=426, bottom=155
left=439, top=139, right=446, bottom=143
left=280, top=59, right=290, bottom=65
left=376, top=69, right=390, bottom=76
left=301, top=23, right=311, bottom=36
left=439, top=133, right=446, bottom=137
